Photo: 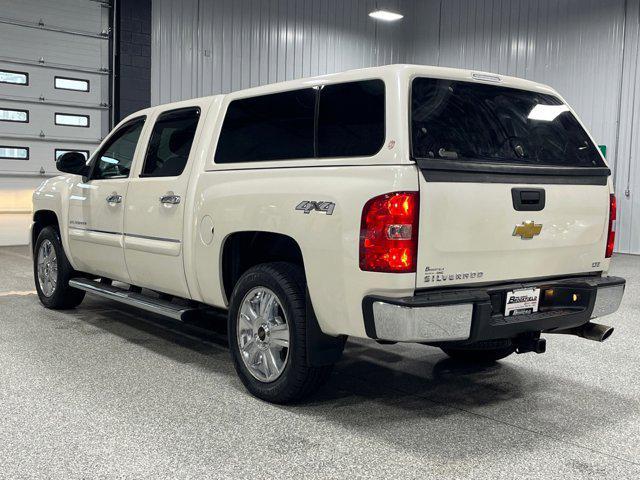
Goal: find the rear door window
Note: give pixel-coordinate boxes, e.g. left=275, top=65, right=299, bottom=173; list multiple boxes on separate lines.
left=141, top=107, right=200, bottom=177
left=411, top=78, right=604, bottom=168
left=215, top=89, right=315, bottom=163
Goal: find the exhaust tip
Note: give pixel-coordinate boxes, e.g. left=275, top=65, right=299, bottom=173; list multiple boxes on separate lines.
left=582, top=322, right=614, bottom=342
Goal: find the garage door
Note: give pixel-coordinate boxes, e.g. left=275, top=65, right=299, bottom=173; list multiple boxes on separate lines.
left=0, top=0, right=111, bottom=176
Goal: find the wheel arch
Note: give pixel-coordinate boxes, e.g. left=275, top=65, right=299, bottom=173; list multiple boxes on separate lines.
left=31, top=210, right=60, bottom=253
left=220, top=230, right=305, bottom=304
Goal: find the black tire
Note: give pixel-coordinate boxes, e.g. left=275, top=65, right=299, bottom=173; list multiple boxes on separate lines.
left=441, top=339, right=516, bottom=363
left=33, top=226, right=85, bottom=309
left=228, top=262, right=333, bottom=404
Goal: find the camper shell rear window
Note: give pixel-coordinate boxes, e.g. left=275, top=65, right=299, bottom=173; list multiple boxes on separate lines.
left=411, top=78, right=605, bottom=169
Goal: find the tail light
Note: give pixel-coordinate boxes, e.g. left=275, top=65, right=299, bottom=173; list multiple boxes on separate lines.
left=606, top=194, right=616, bottom=258
left=359, top=191, right=419, bottom=273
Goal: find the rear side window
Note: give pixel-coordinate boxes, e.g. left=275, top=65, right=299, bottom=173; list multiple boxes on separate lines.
left=411, top=78, right=604, bottom=168
left=215, top=89, right=315, bottom=163
left=141, top=107, right=200, bottom=177
left=317, top=80, right=385, bottom=157
left=215, top=80, right=386, bottom=164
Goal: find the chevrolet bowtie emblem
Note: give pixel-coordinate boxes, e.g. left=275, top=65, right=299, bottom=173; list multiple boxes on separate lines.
left=513, top=221, right=542, bottom=239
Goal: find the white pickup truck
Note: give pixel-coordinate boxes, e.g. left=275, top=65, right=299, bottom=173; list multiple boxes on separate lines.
left=32, top=65, right=625, bottom=403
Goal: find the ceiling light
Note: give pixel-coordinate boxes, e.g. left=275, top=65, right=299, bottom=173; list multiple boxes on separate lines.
left=369, top=10, right=403, bottom=21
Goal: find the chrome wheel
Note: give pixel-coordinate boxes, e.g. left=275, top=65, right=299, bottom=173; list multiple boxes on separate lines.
left=237, top=287, right=290, bottom=383
left=37, top=239, right=58, bottom=297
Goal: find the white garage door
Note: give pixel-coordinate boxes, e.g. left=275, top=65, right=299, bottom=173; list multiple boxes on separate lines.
left=0, top=0, right=111, bottom=176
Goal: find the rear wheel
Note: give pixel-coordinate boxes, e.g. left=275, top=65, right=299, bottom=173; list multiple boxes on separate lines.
left=440, top=339, right=516, bottom=362
left=228, top=262, right=333, bottom=404
left=34, top=226, right=85, bottom=309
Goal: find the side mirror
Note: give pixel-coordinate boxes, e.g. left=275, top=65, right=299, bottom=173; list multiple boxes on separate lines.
left=57, top=151, right=89, bottom=176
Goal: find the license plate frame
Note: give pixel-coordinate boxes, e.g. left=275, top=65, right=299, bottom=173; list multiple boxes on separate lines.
left=504, top=288, right=541, bottom=316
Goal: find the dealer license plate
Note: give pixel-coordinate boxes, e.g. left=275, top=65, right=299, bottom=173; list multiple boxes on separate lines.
left=504, top=288, right=540, bottom=316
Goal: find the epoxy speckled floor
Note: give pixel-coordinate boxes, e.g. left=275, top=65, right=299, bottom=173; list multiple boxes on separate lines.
left=1, top=245, right=639, bottom=479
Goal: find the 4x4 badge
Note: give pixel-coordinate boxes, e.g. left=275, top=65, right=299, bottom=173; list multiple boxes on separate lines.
left=513, top=221, right=542, bottom=239
left=295, top=201, right=335, bottom=215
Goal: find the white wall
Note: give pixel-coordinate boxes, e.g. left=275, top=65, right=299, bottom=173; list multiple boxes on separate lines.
left=151, top=0, right=414, bottom=102
left=147, top=0, right=639, bottom=254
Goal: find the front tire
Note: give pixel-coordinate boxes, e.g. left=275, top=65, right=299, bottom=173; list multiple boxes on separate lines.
left=441, top=339, right=516, bottom=362
left=228, top=262, right=333, bottom=404
left=34, top=226, right=85, bottom=309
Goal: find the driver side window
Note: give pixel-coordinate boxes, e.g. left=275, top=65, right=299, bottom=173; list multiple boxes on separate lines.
left=91, top=117, right=145, bottom=180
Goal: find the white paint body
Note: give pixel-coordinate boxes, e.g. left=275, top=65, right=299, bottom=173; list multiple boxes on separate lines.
left=32, top=65, right=613, bottom=339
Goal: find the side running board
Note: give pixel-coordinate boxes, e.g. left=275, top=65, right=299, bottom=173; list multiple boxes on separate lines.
left=69, top=278, right=197, bottom=321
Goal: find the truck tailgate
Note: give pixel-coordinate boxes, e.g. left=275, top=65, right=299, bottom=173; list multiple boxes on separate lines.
left=416, top=180, right=609, bottom=289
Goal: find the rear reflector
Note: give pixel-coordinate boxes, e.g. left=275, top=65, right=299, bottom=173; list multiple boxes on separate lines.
left=360, top=192, right=419, bottom=273
left=606, top=194, right=616, bottom=258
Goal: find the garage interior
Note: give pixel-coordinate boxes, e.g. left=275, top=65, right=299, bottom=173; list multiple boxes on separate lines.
left=1, top=0, right=639, bottom=478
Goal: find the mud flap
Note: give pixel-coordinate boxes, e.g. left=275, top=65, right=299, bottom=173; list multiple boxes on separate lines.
left=305, top=289, right=347, bottom=367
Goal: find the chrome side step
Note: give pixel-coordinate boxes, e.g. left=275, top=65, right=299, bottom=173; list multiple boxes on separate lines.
left=69, top=278, right=197, bottom=321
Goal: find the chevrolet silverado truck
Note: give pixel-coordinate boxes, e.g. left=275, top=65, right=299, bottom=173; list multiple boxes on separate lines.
left=32, top=65, right=625, bottom=403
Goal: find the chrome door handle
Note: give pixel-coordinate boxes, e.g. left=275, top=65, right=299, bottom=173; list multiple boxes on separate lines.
left=160, top=194, right=181, bottom=205
left=106, top=193, right=122, bottom=204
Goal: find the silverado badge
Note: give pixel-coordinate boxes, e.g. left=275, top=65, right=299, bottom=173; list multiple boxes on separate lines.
left=513, top=221, right=542, bottom=239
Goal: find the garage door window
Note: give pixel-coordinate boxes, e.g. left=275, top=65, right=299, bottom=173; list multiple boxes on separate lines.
left=55, top=76, right=89, bottom=92
left=91, top=117, right=145, bottom=180
left=0, top=108, right=28, bottom=123
left=0, top=146, right=29, bottom=160
left=55, top=149, right=89, bottom=161
left=141, top=107, right=200, bottom=177
left=0, top=70, right=28, bottom=85
left=55, top=113, right=89, bottom=128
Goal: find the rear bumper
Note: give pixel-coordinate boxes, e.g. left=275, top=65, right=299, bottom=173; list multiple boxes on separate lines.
left=362, top=275, right=625, bottom=344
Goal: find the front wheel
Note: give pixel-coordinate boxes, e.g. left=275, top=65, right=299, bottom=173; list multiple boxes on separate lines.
left=440, top=339, right=516, bottom=362
left=34, top=226, right=85, bottom=309
left=228, top=262, right=333, bottom=404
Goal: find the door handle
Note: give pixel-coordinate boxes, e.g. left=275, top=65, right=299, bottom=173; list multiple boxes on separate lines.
left=511, top=188, right=545, bottom=211
left=159, top=194, right=181, bottom=205
left=106, top=193, right=122, bottom=205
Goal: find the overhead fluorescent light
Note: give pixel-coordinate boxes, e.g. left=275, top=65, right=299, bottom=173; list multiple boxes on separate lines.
left=528, top=104, right=570, bottom=122
left=369, top=10, right=403, bottom=21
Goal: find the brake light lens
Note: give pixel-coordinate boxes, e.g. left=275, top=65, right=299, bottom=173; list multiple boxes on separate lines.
left=359, top=191, right=419, bottom=272
left=606, top=194, right=616, bottom=258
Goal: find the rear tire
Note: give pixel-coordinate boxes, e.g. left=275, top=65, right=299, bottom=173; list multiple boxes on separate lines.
left=34, top=226, right=85, bottom=309
left=228, top=262, right=333, bottom=404
left=441, top=339, right=516, bottom=362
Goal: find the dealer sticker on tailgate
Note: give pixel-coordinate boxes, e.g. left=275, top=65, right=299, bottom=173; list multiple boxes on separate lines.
left=505, top=288, right=540, bottom=316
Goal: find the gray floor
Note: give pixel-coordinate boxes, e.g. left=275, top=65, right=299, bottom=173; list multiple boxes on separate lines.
left=1, top=246, right=639, bottom=479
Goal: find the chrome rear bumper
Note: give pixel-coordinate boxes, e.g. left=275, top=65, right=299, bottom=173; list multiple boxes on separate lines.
left=363, top=275, right=625, bottom=344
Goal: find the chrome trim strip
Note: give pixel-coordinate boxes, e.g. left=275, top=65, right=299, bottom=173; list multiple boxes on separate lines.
left=124, top=232, right=181, bottom=243
left=67, top=227, right=180, bottom=244
left=591, top=284, right=625, bottom=319
left=372, top=301, right=473, bottom=342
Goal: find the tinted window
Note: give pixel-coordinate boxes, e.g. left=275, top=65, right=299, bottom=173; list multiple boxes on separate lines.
left=411, top=78, right=604, bottom=168
left=317, top=80, right=385, bottom=157
left=142, top=107, right=200, bottom=177
left=91, top=118, right=145, bottom=180
left=215, top=88, right=315, bottom=163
